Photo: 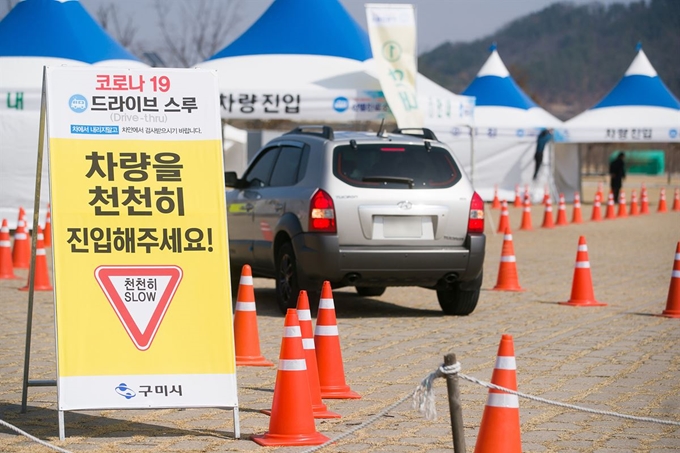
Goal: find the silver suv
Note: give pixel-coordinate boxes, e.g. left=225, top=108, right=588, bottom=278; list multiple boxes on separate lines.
left=224, top=125, right=485, bottom=315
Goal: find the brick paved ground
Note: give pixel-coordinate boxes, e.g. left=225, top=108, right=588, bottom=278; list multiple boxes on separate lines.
left=1, top=175, right=679, bottom=452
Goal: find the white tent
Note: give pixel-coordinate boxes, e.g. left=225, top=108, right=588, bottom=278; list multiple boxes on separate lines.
left=434, top=48, right=570, bottom=202
left=196, top=0, right=474, bottom=129
left=564, top=47, right=680, bottom=143
left=0, top=0, right=147, bottom=227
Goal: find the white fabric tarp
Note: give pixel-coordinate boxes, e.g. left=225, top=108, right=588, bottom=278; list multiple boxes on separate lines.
left=440, top=50, right=576, bottom=202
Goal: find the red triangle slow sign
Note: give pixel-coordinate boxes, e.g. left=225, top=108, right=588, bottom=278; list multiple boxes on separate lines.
left=95, top=265, right=183, bottom=351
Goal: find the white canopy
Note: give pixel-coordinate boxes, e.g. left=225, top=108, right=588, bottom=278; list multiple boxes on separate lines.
left=196, top=0, right=474, bottom=127
left=436, top=48, right=572, bottom=202
left=0, top=0, right=147, bottom=227
left=564, top=48, right=680, bottom=143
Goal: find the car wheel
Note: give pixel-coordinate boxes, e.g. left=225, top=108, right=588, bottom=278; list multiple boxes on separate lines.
left=275, top=242, right=300, bottom=314
left=356, top=286, right=386, bottom=297
left=436, top=272, right=483, bottom=316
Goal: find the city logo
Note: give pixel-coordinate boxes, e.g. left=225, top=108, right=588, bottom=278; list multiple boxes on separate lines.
left=68, top=94, right=88, bottom=113
left=115, top=383, right=136, bottom=399
left=333, top=96, right=349, bottom=113
left=670, top=129, right=678, bottom=139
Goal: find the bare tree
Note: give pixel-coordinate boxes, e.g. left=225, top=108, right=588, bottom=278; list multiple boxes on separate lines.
left=95, top=3, right=139, bottom=54
left=154, top=0, right=241, bottom=68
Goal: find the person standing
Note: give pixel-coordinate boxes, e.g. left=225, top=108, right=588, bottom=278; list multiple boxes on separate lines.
left=533, top=128, right=553, bottom=180
left=609, top=152, right=626, bottom=203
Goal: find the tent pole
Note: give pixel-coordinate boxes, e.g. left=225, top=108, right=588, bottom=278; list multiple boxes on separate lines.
left=469, top=126, right=475, bottom=186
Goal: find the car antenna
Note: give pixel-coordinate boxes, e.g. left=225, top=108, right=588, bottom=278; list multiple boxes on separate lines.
left=376, top=118, right=388, bottom=138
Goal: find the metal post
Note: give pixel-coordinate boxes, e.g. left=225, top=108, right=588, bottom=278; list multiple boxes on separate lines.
left=444, top=353, right=466, bottom=452
left=22, top=68, right=48, bottom=414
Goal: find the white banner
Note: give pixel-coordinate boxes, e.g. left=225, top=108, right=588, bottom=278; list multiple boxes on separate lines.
left=219, top=88, right=389, bottom=121
left=366, top=4, right=423, bottom=128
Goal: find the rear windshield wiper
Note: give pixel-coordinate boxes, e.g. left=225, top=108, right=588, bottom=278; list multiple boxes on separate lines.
left=362, top=176, right=415, bottom=189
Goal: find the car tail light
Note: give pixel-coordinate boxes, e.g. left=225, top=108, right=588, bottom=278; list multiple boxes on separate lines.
left=468, top=191, right=485, bottom=233
left=309, top=189, right=336, bottom=233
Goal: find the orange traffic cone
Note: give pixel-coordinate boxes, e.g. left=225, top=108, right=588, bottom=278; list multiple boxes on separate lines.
left=590, top=193, right=602, bottom=222
left=660, top=242, right=680, bottom=318
left=513, top=185, right=522, bottom=207
left=640, top=187, right=650, bottom=214
left=555, top=194, right=568, bottom=226
left=493, top=227, right=525, bottom=292
left=604, top=192, right=616, bottom=219
left=542, top=184, right=550, bottom=205
left=474, top=334, right=522, bottom=453
left=541, top=197, right=554, bottom=228
left=672, top=188, right=680, bottom=211
left=491, top=185, right=501, bottom=209
left=629, top=190, right=640, bottom=216
left=519, top=197, right=532, bottom=231
left=572, top=192, right=583, bottom=224
left=297, top=291, right=341, bottom=418
left=596, top=182, right=603, bottom=204
left=12, top=211, right=30, bottom=269
left=233, top=264, right=274, bottom=367
left=43, top=209, right=52, bottom=247
left=0, top=219, right=17, bottom=279
left=497, top=200, right=510, bottom=233
left=315, top=281, right=361, bottom=399
left=658, top=188, right=668, bottom=213
left=252, top=309, right=330, bottom=446
left=617, top=190, right=627, bottom=218
left=19, top=226, right=52, bottom=291
left=559, top=236, right=606, bottom=307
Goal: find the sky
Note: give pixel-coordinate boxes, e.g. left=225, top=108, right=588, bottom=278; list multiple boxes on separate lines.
left=70, top=0, right=640, bottom=56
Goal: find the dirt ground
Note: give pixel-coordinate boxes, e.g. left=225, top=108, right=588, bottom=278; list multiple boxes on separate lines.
left=1, top=175, right=679, bottom=452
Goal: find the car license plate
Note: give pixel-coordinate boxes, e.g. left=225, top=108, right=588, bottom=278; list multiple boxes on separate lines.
left=382, top=216, right=422, bottom=238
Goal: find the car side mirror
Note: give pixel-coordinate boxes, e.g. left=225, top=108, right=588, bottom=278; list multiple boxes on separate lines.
left=224, top=171, right=240, bottom=188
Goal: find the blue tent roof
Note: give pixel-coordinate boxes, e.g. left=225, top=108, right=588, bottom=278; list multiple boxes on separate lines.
left=0, top=0, right=139, bottom=64
left=592, top=49, right=680, bottom=110
left=462, top=49, right=538, bottom=110
left=208, top=0, right=372, bottom=61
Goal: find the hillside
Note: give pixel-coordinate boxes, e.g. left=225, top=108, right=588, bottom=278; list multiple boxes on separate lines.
left=418, top=0, right=680, bottom=120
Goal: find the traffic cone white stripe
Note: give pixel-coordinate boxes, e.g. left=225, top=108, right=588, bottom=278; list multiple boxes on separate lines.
left=14, top=233, right=27, bottom=240
left=575, top=262, right=591, bottom=268
left=319, top=298, right=334, bottom=309
left=315, top=325, right=339, bottom=336
left=279, top=359, right=307, bottom=371
left=297, top=308, right=312, bottom=321
left=486, top=393, right=519, bottom=408
left=500, top=256, right=516, bottom=262
left=672, top=270, right=680, bottom=278
left=675, top=253, right=680, bottom=260
left=36, top=249, right=46, bottom=256
left=578, top=245, right=588, bottom=252
left=240, top=274, right=253, bottom=285
left=235, top=302, right=256, bottom=311
left=284, top=326, right=301, bottom=337
left=495, top=356, right=516, bottom=369
left=302, top=338, right=315, bottom=349
left=0, top=240, right=10, bottom=247
left=504, top=234, right=512, bottom=241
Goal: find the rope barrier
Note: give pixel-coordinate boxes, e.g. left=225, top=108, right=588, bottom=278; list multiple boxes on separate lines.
left=5, top=359, right=678, bottom=453
left=416, top=361, right=680, bottom=427
left=0, top=418, right=73, bottom=453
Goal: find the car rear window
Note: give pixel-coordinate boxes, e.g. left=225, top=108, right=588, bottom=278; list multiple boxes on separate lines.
left=333, top=143, right=462, bottom=189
